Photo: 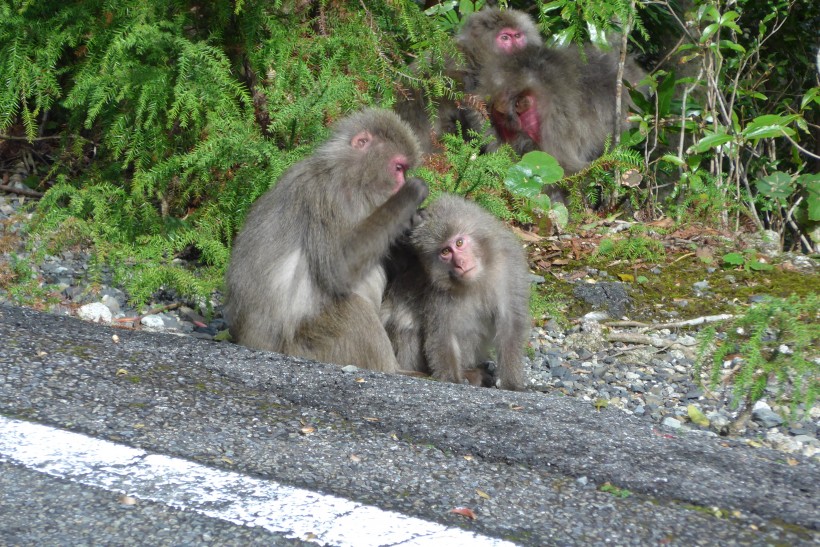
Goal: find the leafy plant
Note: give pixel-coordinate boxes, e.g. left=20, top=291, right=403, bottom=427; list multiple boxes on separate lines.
left=594, top=225, right=666, bottom=262
left=504, top=151, right=569, bottom=232
left=418, top=130, right=524, bottom=222
left=721, top=250, right=774, bottom=272
left=696, top=294, right=819, bottom=421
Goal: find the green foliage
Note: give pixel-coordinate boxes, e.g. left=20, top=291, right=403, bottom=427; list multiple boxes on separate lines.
left=1, top=0, right=448, bottom=305
left=599, top=482, right=632, bottom=498
left=696, top=295, right=819, bottom=421
left=594, top=225, right=666, bottom=262
left=632, top=0, right=819, bottom=249
left=529, top=284, right=569, bottom=327
left=721, top=250, right=774, bottom=272
left=504, top=151, right=569, bottom=232
left=417, top=130, right=525, bottom=223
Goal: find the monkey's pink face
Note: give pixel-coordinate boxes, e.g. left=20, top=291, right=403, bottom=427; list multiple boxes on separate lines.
left=390, top=155, right=410, bottom=194
left=495, top=27, right=527, bottom=53
left=439, top=234, right=479, bottom=281
left=351, top=130, right=409, bottom=194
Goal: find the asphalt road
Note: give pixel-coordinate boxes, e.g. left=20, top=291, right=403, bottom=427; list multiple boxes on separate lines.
left=1, top=304, right=817, bottom=545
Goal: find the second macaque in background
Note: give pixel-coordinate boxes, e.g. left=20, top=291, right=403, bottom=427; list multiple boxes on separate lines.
left=393, top=8, right=542, bottom=153
left=381, top=194, right=531, bottom=391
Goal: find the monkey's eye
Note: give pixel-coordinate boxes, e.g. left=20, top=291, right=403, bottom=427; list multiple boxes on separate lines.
left=440, top=248, right=452, bottom=258
left=499, top=34, right=511, bottom=41
left=356, top=136, right=369, bottom=147
left=395, top=163, right=407, bottom=173
left=455, top=238, right=464, bottom=248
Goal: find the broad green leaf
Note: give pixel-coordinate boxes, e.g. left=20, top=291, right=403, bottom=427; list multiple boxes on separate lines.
left=749, top=260, right=774, bottom=272
left=744, top=114, right=798, bottom=140
left=660, top=154, right=686, bottom=167
left=755, top=171, right=793, bottom=201
left=505, top=151, right=563, bottom=199
left=549, top=202, right=569, bottom=229
left=701, top=23, right=720, bottom=42
left=797, top=173, right=820, bottom=221
left=801, top=87, right=820, bottom=110
left=719, top=11, right=740, bottom=23
left=691, top=131, right=733, bottom=153
left=720, top=40, right=745, bottom=54
left=723, top=252, right=745, bottom=266
left=529, top=194, right=553, bottom=213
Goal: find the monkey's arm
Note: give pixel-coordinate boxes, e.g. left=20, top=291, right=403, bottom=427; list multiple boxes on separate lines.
left=341, top=178, right=428, bottom=284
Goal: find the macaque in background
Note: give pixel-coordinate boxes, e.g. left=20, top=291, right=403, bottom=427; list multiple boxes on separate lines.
left=477, top=42, right=647, bottom=174
left=394, top=8, right=543, bottom=152
left=381, top=194, right=530, bottom=391
left=225, top=109, right=428, bottom=373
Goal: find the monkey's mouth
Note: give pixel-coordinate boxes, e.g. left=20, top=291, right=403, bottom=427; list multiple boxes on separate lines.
left=453, top=266, right=476, bottom=279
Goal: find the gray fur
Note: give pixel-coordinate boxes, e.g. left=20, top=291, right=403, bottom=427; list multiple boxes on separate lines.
left=478, top=42, right=647, bottom=173
left=394, top=9, right=542, bottom=153
left=381, top=194, right=530, bottom=390
left=225, top=108, right=428, bottom=372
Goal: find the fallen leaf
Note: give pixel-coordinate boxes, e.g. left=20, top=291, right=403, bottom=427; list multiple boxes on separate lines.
left=617, top=273, right=635, bottom=282
left=786, top=458, right=799, bottom=466
left=450, top=507, right=477, bottom=520
left=463, top=455, right=474, bottom=461
left=509, top=404, right=523, bottom=411
left=620, top=169, right=642, bottom=187
left=687, top=404, right=710, bottom=427
left=300, top=426, right=316, bottom=435
left=476, top=489, right=490, bottom=500
left=363, top=416, right=380, bottom=422
left=221, top=456, right=234, bottom=464
left=116, top=368, right=129, bottom=376
left=510, top=225, right=543, bottom=242
left=355, top=378, right=366, bottom=383
left=350, top=454, right=361, bottom=463
left=111, top=334, right=120, bottom=343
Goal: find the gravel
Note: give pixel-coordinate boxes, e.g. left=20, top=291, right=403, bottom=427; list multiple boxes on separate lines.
left=1, top=190, right=818, bottom=459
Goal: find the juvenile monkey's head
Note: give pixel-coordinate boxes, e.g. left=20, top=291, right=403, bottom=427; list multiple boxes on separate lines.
left=412, top=195, right=497, bottom=290
left=457, top=8, right=543, bottom=62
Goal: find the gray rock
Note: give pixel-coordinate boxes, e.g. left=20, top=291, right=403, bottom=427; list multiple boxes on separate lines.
left=77, top=302, right=112, bottom=324
left=752, top=402, right=784, bottom=429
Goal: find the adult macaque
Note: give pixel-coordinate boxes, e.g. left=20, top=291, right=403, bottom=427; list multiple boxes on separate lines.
left=394, top=8, right=542, bottom=152
left=381, top=194, right=530, bottom=390
left=225, top=109, right=428, bottom=373
left=478, top=42, right=647, bottom=174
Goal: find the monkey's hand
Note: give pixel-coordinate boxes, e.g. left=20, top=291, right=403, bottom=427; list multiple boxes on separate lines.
left=401, top=177, right=429, bottom=207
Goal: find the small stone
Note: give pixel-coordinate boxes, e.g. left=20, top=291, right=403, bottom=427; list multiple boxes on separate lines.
left=662, top=417, right=683, bottom=429
left=101, top=294, right=121, bottom=315
left=752, top=401, right=784, bottom=429
left=77, top=302, right=112, bottom=324
left=341, top=365, right=359, bottom=373
left=140, top=314, right=166, bottom=329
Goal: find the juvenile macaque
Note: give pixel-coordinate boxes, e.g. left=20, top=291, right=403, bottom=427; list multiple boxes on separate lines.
left=381, top=194, right=530, bottom=390
left=394, top=8, right=542, bottom=152
left=478, top=42, right=647, bottom=174
left=225, top=109, right=428, bottom=372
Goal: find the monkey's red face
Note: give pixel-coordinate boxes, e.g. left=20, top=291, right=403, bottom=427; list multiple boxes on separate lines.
left=389, top=156, right=410, bottom=194
left=350, top=129, right=410, bottom=194
left=495, top=27, right=527, bottom=53
left=439, top=234, right=479, bottom=282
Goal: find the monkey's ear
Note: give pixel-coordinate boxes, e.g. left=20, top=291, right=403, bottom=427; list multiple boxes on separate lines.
left=351, top=130, right=374, bottom=151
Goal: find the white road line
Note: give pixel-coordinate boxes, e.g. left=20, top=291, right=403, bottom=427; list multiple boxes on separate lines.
left=0, top=416, right=515, bottom=546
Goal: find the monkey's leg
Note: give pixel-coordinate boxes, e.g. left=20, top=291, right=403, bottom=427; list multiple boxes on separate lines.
left=494, top=318, right=527, bottom=391
left=294, top=296, right=401, bottom=374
